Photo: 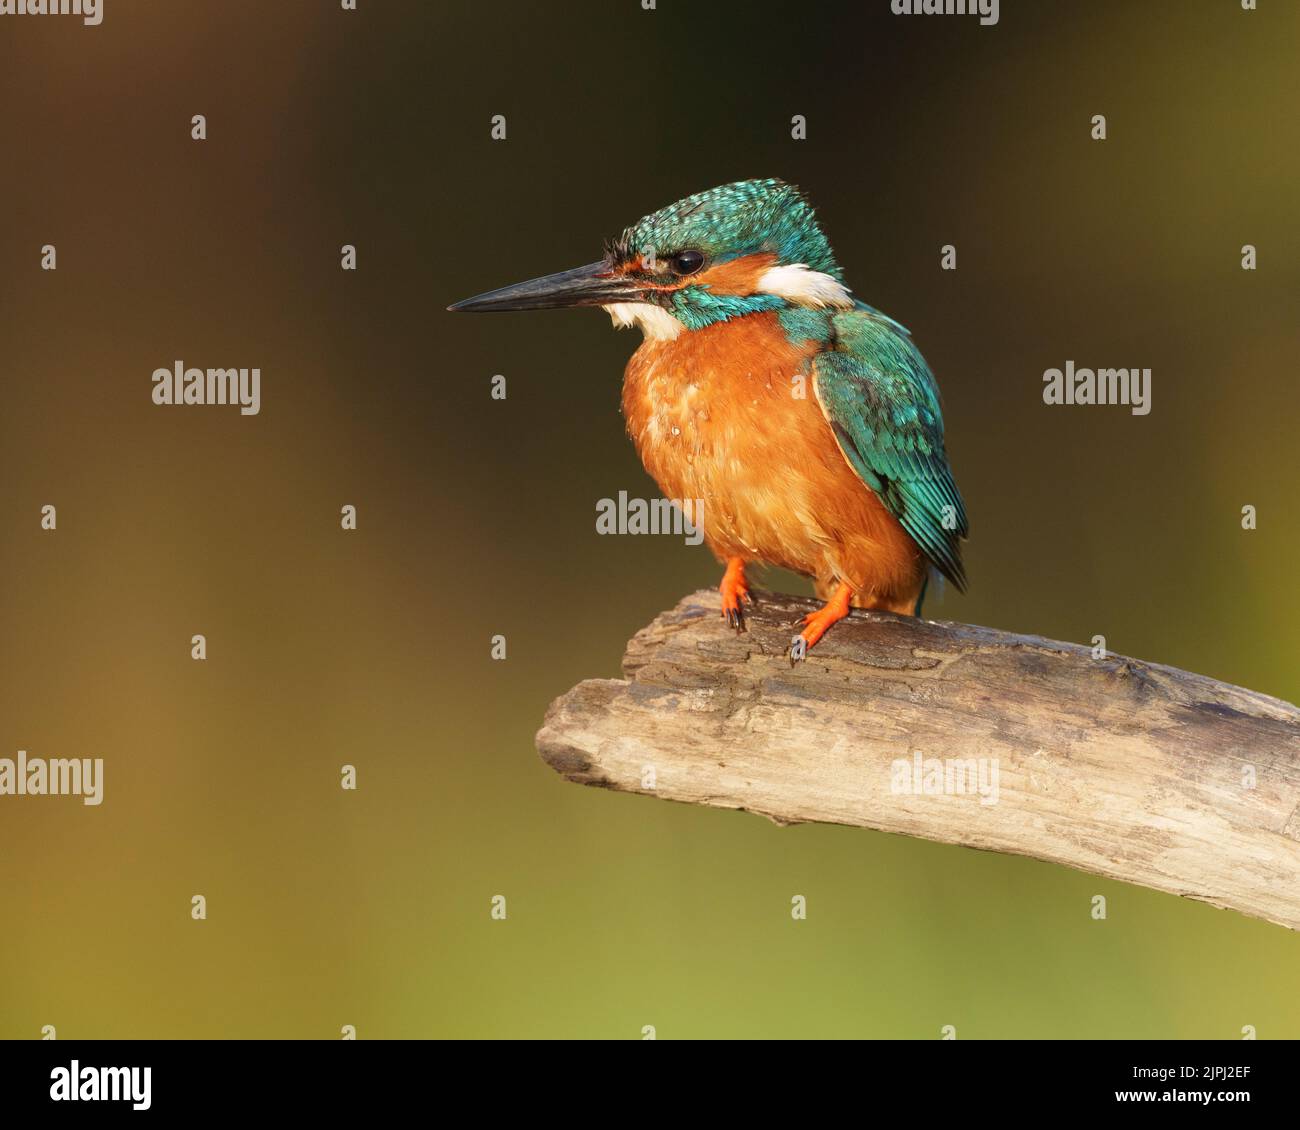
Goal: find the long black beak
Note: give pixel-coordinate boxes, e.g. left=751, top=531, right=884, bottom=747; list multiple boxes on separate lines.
left=447, top=261, right=643, bottom=313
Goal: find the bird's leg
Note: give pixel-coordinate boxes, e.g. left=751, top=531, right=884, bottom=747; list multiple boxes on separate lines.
left=719, top=556, right=753, bottom=631
left=789, top=581, right=853, bottom=664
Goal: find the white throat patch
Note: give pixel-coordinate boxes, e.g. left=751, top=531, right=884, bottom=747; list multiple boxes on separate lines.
left=756, top=263, right=853, bottom=309
left=602, top=302, right=684, bottom=342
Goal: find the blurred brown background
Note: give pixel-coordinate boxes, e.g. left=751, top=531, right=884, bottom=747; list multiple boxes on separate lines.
left=0, top=0, right=1296, bottom=1038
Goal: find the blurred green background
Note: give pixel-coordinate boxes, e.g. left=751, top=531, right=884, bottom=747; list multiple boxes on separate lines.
left=0, top=0, right=1296, bottom=1039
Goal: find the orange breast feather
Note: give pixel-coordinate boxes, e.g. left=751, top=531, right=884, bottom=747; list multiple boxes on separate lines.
left=621, top=312, right=926, bottom=610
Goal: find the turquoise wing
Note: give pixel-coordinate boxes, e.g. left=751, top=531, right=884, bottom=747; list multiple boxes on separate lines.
left=811, top=308, right=968, bottom=590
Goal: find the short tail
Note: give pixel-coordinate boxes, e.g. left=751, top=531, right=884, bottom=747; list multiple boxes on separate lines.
left=913, top=573, right=932, bottom=617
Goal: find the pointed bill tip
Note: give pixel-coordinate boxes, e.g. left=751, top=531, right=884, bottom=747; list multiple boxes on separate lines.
left=448, top=261, right=642, bottom=314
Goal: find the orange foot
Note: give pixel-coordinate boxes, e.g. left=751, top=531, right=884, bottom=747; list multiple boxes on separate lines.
left=790, top=582, right=853, bottom=664
left=719, top=557, right=753, bottom=632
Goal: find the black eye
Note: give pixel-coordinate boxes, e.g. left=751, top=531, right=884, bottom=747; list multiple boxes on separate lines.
left=670, top=250, right=705, bottom=276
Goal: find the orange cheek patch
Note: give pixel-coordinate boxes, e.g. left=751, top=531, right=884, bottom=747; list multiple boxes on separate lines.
left=690, top=252, right=778, bottom=296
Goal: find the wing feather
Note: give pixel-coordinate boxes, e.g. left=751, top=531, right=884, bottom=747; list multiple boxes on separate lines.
left=810, top=308, right=968, bottom=590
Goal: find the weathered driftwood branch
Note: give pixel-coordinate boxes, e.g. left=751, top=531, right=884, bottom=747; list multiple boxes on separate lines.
left=537, top=590, right=1300, bottom=931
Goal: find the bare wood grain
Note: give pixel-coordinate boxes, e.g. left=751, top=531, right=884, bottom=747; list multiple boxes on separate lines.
left=536, top=589, right=1300, bottom=931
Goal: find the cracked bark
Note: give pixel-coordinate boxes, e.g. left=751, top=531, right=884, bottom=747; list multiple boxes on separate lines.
left=536, top=589, right=1300, bottom=932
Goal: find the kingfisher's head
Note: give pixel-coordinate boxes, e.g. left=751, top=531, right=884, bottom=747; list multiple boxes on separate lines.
left=448, top=178, right=852, bottom=340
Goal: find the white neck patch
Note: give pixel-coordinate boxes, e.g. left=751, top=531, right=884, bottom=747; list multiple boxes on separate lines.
left=756, top=263, right=853, bottom=309
left=602, top=302, right=684, bottom=342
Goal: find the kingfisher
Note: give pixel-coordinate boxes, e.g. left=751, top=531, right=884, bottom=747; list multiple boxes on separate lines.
left=449, top=179, right=967, bottom=660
